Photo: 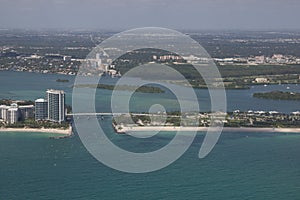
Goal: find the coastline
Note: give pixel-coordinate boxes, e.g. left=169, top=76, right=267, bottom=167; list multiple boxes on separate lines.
left=0, top=126, right=72, bottom=135
left=115, top=126, right=300, bottom=134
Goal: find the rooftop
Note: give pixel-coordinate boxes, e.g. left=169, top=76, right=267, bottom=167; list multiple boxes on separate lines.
left=46, top=89, right=65, bottom=95
left=19, top=105, right=35, bottom=108
left=35, top=98, right=47, bottom=103
left=8, top=107, right=18, bottom=111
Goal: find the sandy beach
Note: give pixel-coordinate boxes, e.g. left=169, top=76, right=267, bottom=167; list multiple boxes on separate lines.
left=0, top=126, right=73, bottom=135
left=116, top=126, right=300, bottom=134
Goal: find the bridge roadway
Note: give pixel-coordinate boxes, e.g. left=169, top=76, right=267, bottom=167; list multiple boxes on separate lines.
left=66, top=113, right=153, bottom=116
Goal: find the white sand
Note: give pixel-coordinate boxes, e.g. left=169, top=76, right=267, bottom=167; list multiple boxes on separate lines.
left=0, top=126, right=72, bottom=135
left=117, top=126, right=300, bottom=134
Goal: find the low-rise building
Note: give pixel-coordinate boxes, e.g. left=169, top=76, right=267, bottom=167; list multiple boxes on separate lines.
left=0, top=103, right=35, bottom=124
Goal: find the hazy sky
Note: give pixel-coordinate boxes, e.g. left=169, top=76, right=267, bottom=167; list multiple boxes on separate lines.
left=0, top=0, right=300, bottom=30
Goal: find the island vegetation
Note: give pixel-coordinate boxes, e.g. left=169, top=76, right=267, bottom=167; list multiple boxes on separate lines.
left=56, top=79, right=70, bottom=83
left=74, top=84, right=165, bottom=93
left=253, top=91, right=300, bottom=101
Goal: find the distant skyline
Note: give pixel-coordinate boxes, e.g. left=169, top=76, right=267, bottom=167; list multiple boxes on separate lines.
left=1, top=0, right=300, bottom=30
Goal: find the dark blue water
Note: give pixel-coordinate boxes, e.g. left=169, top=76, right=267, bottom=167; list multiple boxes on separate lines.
left=1, top=71, right=300, bottom=199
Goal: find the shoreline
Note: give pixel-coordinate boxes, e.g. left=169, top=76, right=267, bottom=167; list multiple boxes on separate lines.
left=0, top=126, right=72, bottom=135
left=115, top=126, right=300, bottom=134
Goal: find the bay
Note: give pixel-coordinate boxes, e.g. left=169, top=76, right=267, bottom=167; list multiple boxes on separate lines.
left=0, top=71, right=300, bottom=200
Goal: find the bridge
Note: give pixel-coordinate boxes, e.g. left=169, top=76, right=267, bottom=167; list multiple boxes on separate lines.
left=67, top=113, right=119, bottom=116
left=66, top=113, right=153, bottom=116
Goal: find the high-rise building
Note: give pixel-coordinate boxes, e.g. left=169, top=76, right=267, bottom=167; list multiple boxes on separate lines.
left=0, top=105, right=10, bottom=121
left=35, top=99, right=48, bottom=121
left=47, top=89, right=65, bottom=123
left=19, top=105, right=34, bottom=120
left=7, top=107, right=19, bottom=124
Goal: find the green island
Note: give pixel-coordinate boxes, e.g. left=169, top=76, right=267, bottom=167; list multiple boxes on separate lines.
left=253, top=91, right=300, bottom=101
left=74, top=84, right=165, bottom=93
left=56, top=79, right=70, bottom=82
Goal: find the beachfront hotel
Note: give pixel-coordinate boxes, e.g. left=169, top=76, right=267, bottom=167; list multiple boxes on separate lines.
left=0, top=103, right=34, bottom=124
left=0, top=89, right=66, bottom=124
left=0, top=105, right=10, bottom=121
left=47, top=89, right=65, bottom=123
left=7, top=105, right=19, bottom=124
left=35, top=98, right=48, bottom=121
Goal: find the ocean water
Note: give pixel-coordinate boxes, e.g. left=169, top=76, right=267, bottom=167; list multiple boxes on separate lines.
left=0, top=71, right=300, bottom=199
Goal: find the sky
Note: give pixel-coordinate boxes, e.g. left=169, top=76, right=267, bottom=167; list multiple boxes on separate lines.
left=0, top=0, right=300, bottom=30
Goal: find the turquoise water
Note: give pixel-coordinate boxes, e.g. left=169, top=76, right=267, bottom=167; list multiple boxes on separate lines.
left=1, top=128, right=300, bottom=199
left=1, top=71, right=300, bottom=199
